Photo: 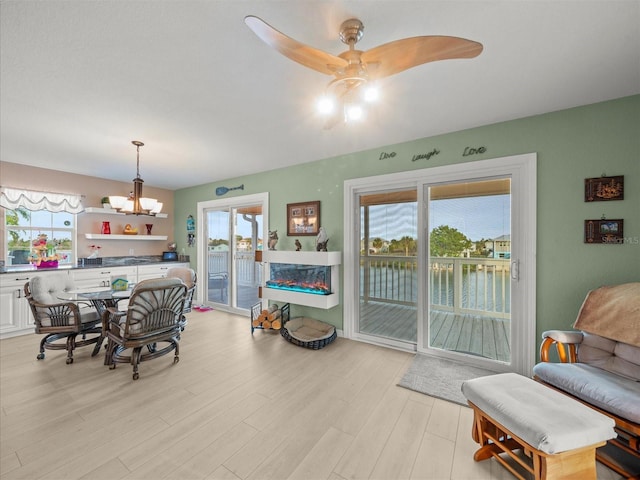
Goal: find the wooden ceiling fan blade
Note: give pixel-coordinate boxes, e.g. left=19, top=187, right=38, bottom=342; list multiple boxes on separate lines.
left=362, top=36, right=483, bottom=79
left=245, top=16, right=347, bottom=76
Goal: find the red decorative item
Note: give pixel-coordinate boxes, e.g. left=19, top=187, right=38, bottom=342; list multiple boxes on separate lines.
left=101, top=221, right=111, bottom=234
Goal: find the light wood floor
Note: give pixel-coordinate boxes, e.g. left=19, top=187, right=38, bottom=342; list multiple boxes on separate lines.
left=0, top=310, right=622, bottom=480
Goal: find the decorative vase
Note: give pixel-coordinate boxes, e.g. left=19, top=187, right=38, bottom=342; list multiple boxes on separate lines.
left=101, top=221, right=111, bottom=234
left=145, top=223, right=153, bottom=235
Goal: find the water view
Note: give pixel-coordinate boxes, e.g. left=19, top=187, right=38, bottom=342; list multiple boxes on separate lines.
left=360, top=257, right=511, bottom=317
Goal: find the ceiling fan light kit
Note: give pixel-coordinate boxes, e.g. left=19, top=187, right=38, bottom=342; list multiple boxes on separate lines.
left=244, top=15, right=482, bottom=128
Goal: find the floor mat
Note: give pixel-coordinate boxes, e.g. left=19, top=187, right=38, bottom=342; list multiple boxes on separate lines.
left=398, top=354, right=497, bottom=406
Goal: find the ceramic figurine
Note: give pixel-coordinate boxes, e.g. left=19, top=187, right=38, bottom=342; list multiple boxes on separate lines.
left=295, top=239, right=302, bottom=251
left=316, top=227, right=328, bottom=251
left=316, top=238, right=329, bottom=252
left=268, top=230, right=278, bottom=250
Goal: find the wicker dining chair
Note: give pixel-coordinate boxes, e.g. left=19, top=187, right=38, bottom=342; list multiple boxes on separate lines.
left=103, top=277, right=187, bottom=380
left=166, top=266, right=197, bottom=330
left=25, top=273, right=102, bottom=364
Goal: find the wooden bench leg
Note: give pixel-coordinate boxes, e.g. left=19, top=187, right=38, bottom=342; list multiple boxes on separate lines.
left=540, top=447, right=599, bottom=480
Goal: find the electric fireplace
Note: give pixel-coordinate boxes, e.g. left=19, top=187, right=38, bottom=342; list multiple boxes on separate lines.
left=266, top=263, right=331, bottom=295
left=260, top=250, right=341, bottom=309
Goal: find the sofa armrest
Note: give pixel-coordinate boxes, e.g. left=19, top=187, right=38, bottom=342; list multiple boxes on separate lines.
left=540, top=330, right=584, bottom=363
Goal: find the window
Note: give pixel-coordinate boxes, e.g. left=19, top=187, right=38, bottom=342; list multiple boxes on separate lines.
left=5, top=208, right=75, bottom=266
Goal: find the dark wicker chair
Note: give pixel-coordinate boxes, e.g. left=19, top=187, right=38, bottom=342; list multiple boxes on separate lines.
left=25, top=274, right=102, bottom=364
left=166, top=266, right=197, bottom=330
left=103, top=277, right=187, bottom=380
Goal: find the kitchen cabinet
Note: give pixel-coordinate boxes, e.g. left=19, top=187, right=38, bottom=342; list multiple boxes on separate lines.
left=137, top=263, right=189, bottom=283
left=0, top=270, right=59, bottom=338
left=70, top=266, right=137, bottom=289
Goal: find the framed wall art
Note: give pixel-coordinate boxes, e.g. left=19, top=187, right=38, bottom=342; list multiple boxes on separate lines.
left=287, top=201, right=320, bottom=236
left=584, top=175, right=624, bottom=202
left=584, top=218, right=624, bottom=244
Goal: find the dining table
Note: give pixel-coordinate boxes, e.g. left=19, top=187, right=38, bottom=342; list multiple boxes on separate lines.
left=57, top=285, right=134, bottom=316
left=57, top=286, right=134, bottom=358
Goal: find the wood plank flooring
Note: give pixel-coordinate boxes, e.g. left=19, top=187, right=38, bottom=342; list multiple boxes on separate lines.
left=0, top=310, right=622, bottom=480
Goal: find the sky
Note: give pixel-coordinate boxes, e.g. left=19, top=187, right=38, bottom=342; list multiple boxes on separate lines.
left=367, top=195, right=510, bottom=242
left=207, top=210, right=263, bottom=240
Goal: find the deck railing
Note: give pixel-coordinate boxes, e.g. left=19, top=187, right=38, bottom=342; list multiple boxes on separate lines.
left=208, top=250, right=261, bottom=286
left=361, top=255, right=510, bottom=319
left=215, top=249, right=510, bottom=319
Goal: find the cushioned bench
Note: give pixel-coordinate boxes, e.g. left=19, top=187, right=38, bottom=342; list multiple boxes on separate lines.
left=462, top=373, right=616, bottom=480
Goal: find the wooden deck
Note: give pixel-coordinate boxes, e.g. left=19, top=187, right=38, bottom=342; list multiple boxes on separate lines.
left=206, top=282, right=260, bottom=311
left=204, top=283, right=511, bottom=363
left=359, top=301, right=511, bottom=362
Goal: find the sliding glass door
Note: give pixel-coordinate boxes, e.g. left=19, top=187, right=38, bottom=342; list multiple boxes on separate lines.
left=344, top=154, right=536, bottom=375
left=425, top=179, right=512, bottom=365
left=358, top=189, right=418, bottom=346
left=205, top=209, right=232, bottom=306
left=198, top=193, right=267, bottom=314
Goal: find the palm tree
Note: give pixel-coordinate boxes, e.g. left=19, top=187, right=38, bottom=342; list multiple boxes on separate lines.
left=6, top=208, right=30, bottom=246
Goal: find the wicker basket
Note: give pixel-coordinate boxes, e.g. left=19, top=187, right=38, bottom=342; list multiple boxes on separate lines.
left=280, top=324, right=337, bottom=350
left=280, top=313, right=337, bottom=350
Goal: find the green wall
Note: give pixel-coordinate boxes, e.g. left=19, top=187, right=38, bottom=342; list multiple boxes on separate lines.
left=175, top=95, right=639, bottom=346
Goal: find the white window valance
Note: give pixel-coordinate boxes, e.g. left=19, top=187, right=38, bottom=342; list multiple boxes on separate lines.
left=0, top=187, right=84, bottom=214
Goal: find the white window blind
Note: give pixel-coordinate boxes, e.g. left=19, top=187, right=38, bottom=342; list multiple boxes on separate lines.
left=0, top=187, right=84, bottom=214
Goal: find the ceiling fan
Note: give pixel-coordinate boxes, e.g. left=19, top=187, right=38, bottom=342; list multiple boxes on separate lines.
left=244, top=15, right=483, bottom=128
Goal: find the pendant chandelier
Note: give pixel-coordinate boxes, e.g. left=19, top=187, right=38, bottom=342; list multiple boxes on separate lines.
left=109, top=141, right=162, bottom=216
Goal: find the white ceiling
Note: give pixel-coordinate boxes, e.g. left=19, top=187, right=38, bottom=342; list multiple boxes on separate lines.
left=1, top=1, right=639, bottom=190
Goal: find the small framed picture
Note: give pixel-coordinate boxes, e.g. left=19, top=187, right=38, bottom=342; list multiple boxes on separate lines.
left=584, top=175, right=624, bottom=202
left=584, top=219, right=624, bottom=244
left=287, top=201, right=320, bottom=236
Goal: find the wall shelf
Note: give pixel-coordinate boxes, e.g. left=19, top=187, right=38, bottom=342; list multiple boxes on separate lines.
left=263, top=250, right=341, bottom=266
left=85, top=234, right=168, bottom=241
left=83, top=207, right=168, bottom=218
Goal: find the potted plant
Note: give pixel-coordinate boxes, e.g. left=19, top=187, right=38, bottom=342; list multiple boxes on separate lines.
left=101, top=196, right=111, bottom=209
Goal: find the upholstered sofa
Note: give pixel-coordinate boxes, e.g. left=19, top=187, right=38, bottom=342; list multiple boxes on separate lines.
left=532, top=282, right=640, bottom=478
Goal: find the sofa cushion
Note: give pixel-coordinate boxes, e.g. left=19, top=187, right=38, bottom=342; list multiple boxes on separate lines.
left=577, top=332, right=640, bottom=381
left=533, top=362, right=640, bottom=423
